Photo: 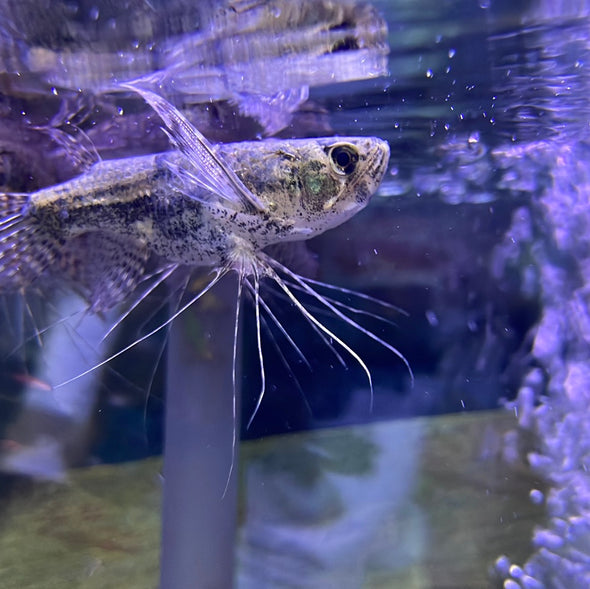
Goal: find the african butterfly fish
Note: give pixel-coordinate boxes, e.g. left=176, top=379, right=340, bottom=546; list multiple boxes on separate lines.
left=0, top=84, right=412, bottom=458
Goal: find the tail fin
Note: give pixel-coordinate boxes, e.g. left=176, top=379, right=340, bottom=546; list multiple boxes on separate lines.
left=0, top=192, right=58, bottom=289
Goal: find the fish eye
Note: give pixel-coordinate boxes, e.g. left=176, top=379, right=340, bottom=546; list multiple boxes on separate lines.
left=328, top=143, right=359, bottom=176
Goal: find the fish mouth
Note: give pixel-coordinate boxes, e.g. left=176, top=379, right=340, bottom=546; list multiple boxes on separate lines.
left=347, top=138, right=390, bottom=202
left=370, top=139, right=390, bottom=184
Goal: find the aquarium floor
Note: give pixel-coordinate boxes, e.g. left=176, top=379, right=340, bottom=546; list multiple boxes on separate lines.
left=0, top=410, right=542, bottom=589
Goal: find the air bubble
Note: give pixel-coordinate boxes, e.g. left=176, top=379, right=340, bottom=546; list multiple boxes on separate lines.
left=468, top=131, right=480, bottom=145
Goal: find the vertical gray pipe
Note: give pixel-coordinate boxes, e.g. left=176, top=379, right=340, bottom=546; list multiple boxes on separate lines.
left=160, top=275, right=240, bottom=589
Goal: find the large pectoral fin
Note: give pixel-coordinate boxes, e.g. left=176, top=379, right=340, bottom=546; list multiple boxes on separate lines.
left=120, top=82, right=266, bottom=212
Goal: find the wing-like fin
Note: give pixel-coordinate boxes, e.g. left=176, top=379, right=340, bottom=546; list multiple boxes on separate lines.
left=162, top=155, right=225, bottom=206
left=0, top=193, right=58, bottom=289
left=120, top=82, right=266, bottom=212
left=59, top=232, right=149, bottom=312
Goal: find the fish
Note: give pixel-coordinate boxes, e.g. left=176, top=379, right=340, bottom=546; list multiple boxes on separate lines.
left=2, top=0, right=389, bottom=135
left=0, top=86, right=411, bottom=474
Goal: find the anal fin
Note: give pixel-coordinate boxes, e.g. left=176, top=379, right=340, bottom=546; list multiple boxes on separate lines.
left=59, top=232, right=149, bottom=312
left=0, top=192, right=58, bottom=289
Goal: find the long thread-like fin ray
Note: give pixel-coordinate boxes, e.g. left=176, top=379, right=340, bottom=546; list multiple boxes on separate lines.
left=266, top=255, right=415, bottom=387
left=25, top=287, right=138, bottom=379
left=262, top=262, right=375, bottom=411
left=5, top=299, right=86, bottom=361
left=253, top=300, right=313, bottom=416
left=246, top=273, right=266, bottom=430
left=134, top=271, right=192, bottom=339
left=67, top=269, right=187, bottom=366
left=280, top=277, right=401, bottom=329
left=142, top=276, right=188, bottom=448
left=100, top=264, right=179, bottom=343
left=260, top=284, right=348, bottom=367
left=299, top=275, right=409, bottom=316
left=50, top=306, right=170, bottom=403
left=246, top=281, right=311, bottom=370
left=223, top=273, right=244, bottom=499
left=120, top=83, right=266, bottom=212
left=54, top=268, right=228, bottom=389
left=23, top=295, right=43, bottom=348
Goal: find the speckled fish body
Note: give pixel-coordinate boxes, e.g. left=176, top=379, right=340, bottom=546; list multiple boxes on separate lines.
left=1, top=136, right=389, bottom=310
left=0, top=89, right=411, bottom=452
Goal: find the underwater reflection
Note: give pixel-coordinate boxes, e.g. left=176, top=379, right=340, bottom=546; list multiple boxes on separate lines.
left=1, top=0, right=388, bottom=137
left=237, top=418, right=424, bottom=588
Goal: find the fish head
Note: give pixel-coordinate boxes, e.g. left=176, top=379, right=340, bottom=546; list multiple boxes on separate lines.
left=229, top=136, right=390, bottom=241
left=278, top=136, right=390, bottom=239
